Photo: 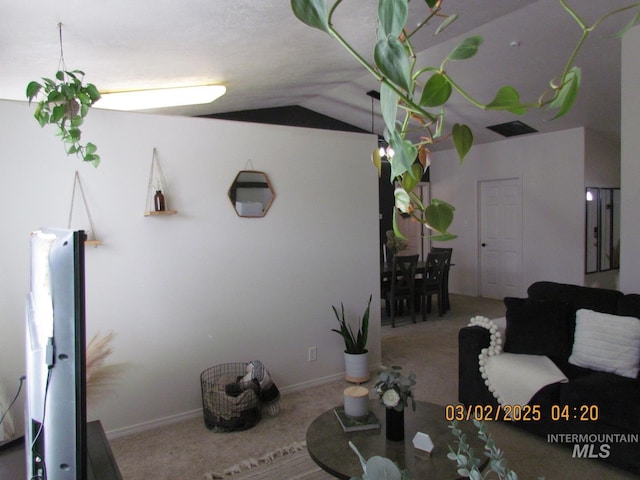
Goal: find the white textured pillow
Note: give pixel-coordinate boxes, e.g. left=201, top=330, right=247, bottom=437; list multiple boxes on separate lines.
left=569, top=309, right=640, bottom=378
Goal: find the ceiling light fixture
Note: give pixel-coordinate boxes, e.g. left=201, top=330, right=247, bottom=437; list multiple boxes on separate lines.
left=94, top=85, right=226, bottom=111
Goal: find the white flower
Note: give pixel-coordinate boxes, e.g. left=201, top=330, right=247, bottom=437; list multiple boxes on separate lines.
left=381, top=388, right=400, bottom=408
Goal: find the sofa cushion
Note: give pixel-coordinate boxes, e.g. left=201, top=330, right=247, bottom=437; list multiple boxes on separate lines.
left=617, top=294, right=640, bottom=319
left=503, top=297, right=573, bottom=361
left=569, top=309, right=640, bottom=379
left=559, top=371, right=640, bottom=432
left=527, top=281, right=622, bottom=315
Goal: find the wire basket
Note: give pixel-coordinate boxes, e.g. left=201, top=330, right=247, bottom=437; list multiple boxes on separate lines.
left=200, top=363, right=262, bottom=432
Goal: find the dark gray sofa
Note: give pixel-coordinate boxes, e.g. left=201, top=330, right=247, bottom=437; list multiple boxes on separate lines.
left=458, top=281, right=640, bottom=476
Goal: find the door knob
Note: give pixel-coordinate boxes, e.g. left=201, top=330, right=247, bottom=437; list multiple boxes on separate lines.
left=481, top=243, right=487, bottom=247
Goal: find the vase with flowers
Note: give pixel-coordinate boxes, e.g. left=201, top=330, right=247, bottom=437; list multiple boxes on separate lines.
left=374, top=366, right=416, bottom=441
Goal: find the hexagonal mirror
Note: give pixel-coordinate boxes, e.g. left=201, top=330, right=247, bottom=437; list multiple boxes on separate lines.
left=228, top=170, right=275, bottom=217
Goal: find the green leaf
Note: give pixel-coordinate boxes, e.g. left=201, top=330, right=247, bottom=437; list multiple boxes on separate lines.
left=452, top=123, right=473, bottom=162
left=26, top=81, right=42, bottom=102
left=47, top=90, right=64, bottom=103
left=86, top=83, right=101, bottom=102
left=77, top=92, right=90, bottom=105
left=61, top=84, right=74, bottom=99
left=394, top=188, right=411, bottom=214
left=375, top=35, right=412, bottom=92
left=71, top=116, right=84, bottom=127
left=392, top=208, right=406, bottom=240
left=380, top=82, right=399, bottom=135
left=401, top=163, right=422, bottom=192
left=68, top=127, right=81, bottom=141
left=425, top=0, right=438, bottom=7
left=50, top=104, right=66, bottom=123
left=36, top=110, right=49, bottom=127
left=371, top=147, right=382, bottom=176
left=378, top=0, right=408, bottom=38
left=548, top=66, right=581, bottom=119
left=486, top=86, right=527, bottom=114
left=86, top=142, right=97, bottom=155
left=388, top=130, right=417, bottom=179
left=56, top=70, right=65, bottom=81
left=420, top=73, right=452, bottom=107
left=291, top=0, right=330, bottom=33
left=424, top=201, right=454, bottom=234
left=85, top=153, right=100, bottom=167
left=448, top=36, right=483, bottom=61
left=435, top=13, right=458, bottom=36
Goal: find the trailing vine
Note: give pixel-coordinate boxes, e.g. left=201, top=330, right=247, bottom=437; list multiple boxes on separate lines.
left=291, top=0, right=640, bottom=239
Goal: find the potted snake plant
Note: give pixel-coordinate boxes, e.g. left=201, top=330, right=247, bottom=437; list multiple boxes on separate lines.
left=332, top=295, right=372, bottom=383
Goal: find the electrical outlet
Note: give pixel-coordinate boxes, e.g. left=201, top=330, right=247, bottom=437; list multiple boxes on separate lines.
left=308, top=346, right=317, bottom=362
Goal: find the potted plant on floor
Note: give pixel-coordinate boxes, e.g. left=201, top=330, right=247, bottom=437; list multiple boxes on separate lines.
left=332, top=295, right=372, bottom=383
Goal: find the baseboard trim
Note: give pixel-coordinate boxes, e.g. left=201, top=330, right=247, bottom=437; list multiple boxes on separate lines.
left=105, top=408, right=202, bottom=439
left=105, top=364, right=382, bottom=440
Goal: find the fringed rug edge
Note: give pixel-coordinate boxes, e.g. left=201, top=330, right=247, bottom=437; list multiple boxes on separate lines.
left=204, top=440, right=308, bottom=479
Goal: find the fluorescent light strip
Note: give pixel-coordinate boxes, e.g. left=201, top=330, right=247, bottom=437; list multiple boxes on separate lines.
left=94, top=85, right=226, bottom=111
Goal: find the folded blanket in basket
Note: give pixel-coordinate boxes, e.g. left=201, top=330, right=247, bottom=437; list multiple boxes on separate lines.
left=242, top=360, right=281, bottom=415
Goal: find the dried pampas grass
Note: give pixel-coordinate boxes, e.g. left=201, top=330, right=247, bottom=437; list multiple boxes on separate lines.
left=86, top=331, right=127, bottom=404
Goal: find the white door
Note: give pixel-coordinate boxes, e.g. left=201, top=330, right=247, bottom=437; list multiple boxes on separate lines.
left=479, top=178, right=523, bottom=299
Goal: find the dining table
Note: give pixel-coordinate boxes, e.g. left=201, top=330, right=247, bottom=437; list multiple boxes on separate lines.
left=381, top=258, right=453, bottom=313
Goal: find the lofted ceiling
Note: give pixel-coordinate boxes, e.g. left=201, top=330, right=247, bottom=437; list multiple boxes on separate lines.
left=1, top=0, right=635, bottom=150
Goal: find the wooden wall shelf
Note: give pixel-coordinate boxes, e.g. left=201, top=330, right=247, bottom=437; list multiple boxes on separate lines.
left=144, top=210, right=178, bottom=217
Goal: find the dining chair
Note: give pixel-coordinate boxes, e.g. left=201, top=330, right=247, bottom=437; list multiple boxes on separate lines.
left=430, top=247, right=453, bottom=312
left=416, top=251, right=448, bottom=321
left=383, top=254, right=418, bottom=327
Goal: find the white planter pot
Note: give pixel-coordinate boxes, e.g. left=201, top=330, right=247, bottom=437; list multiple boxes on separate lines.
left=344, top=351, right=369, bottom=383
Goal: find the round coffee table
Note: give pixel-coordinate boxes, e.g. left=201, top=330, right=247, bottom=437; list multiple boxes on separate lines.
left=306, top=400, right=481, bottom=479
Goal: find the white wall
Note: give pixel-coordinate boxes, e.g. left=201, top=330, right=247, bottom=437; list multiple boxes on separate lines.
left=430, top=128, right=587, bottom=297
left=620, top=26, right=640, bottom=293
left=0, top=99, right=381, bottom=436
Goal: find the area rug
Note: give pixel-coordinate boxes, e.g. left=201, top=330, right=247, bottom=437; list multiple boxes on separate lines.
left=205, top=441, right=334, bottom=480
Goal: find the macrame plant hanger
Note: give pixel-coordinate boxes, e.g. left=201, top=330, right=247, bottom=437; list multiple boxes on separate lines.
left=144, top=147, right=177, bottom=216
left=244, top=158, right=256, bottom=171
left=68, top=171, right=102, bottom=246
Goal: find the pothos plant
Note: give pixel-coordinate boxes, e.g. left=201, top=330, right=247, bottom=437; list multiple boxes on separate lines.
left=291, top=0, right=640, bottom=240
left=26, top=24, right=101, bottom=166
left=27, top=69, right=102, bottom=167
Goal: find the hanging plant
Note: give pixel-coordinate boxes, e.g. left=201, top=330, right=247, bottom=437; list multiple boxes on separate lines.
left=26, top=23, right=101, bottom=167
left=292, top=0, right=640, bottom=240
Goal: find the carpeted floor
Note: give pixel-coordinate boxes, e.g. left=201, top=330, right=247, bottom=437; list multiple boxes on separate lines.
left=109, top=295, right=638, bottom=480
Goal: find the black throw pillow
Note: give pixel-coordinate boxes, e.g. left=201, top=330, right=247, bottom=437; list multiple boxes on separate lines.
left=503, top=297, right=573, bottom=361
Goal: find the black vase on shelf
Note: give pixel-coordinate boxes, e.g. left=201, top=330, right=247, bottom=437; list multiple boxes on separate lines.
left=154, top=190, right=166, bottom=211
left=385, top=407, right=404, bottom=441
